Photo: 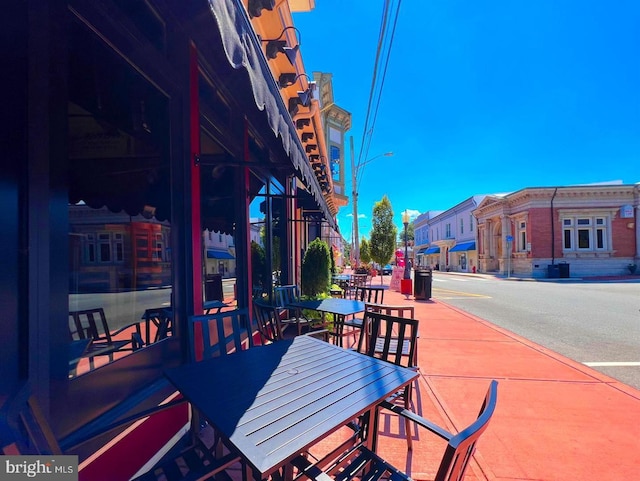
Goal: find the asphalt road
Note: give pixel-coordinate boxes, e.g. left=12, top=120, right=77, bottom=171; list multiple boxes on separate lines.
left=430, top=272, right=640, bottom=390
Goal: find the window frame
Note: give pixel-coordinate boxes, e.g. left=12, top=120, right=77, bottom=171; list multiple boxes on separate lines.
left=560, top=210, right=613, bottom=253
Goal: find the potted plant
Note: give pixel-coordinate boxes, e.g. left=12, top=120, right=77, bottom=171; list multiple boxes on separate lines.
left=627, top=263, right=637, bottom=275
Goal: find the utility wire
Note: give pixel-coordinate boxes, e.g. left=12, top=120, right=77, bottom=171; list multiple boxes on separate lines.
left=357, top=0, right=392, bottom=167
left=355, top=0, right=403, bottom=177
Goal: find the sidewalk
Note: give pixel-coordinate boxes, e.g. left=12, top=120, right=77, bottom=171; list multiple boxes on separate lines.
left=367, top=281, right=640, bottom=481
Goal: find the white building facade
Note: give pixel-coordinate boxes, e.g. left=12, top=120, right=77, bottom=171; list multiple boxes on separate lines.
left=425, top=195, right=486, bottom=272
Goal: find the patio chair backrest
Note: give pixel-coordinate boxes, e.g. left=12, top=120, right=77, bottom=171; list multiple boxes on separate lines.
left=188, top=308, right=253, bottom=362
left=365, top=303, right=415, bottom=319
left=274, top=285, right=300, bottom=308
left=350, top=274, right=369, bottom=289
left=142, top=307, right=173, bottom=343
left=252, top=300, right=285, bottom=343
left=435, top=380, right=498, bottom=481
left=0, top=383, right=62, bottom=455
left=354, top=286, right=385, bottom=304
left=69, top=307, right=113, bottom=343
left=357, top=311, right=418, bottom=369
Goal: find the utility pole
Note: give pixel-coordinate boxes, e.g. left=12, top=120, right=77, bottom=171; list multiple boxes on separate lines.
left=350, top=136, right=359, bottom=267
left=350, top=141, right=393, bottom=269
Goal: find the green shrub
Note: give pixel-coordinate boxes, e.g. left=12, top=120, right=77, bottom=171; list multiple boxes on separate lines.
left=250, top=241, right=266, bottom=289
left=301, top=238, right=331, bottom=297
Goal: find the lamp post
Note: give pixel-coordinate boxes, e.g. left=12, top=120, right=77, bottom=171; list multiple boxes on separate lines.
left=402, top=210, right=411, bottom=280
left=350, top=136, right=393, bottom=268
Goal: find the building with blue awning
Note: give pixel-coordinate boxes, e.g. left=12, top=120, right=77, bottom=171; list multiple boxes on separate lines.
left=206, top=249, right=235, bottom=260
left=449, top=241, right=476, bottom=252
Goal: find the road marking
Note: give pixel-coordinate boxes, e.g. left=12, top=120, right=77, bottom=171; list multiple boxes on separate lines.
left=433, top=288, right=491, bottom=299
left=583, top=361, right=640, bottom=367
left=436, top=296, right=490, bottom=300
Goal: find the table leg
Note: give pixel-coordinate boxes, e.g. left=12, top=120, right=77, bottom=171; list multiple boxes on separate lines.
left=365, top=405, right=380, bottom=452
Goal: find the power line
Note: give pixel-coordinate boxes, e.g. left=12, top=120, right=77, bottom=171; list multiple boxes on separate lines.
left=356, top=0, right=403, bottom=172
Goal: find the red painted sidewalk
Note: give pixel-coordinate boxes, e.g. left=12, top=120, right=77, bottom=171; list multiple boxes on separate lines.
left=365, top=282, right=640, bottom=481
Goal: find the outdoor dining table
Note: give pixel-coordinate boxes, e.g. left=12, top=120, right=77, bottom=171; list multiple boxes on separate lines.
left=288, top=298, right=365, bottom=347
left=164, top=335, right=418, bottom=480
left=287, top=298, right=365, bottom=319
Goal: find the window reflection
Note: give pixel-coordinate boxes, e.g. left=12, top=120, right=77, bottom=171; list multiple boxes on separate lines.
left=203, top=229, right=236, bottom=305
left=68, top=208, right=173, bottom=377
left=67, top=18, right=171, bottom=377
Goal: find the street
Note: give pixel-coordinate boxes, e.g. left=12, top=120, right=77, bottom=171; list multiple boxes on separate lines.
left=428, top=272, right=640, bottom=390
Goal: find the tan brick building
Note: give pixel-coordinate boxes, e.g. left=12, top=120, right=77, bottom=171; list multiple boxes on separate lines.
left=474, top=183, right=640, bottom=278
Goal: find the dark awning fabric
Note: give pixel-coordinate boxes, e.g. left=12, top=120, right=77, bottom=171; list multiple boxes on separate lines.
left=449, top=241, right=476, bottom=252
left=416, top=248, right=427, bottom=254
left=424, top=246, right=441, bottom=254
left=207, top=249, right=235, bottom=259
left=207, top=0, right=336, bottom=231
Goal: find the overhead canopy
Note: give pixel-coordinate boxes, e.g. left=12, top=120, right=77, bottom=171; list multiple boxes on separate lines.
left=207, top=0, right=336, bottom=230
left=424, top=246, right=441, bottom=254
left=417, top=248, right=427, bottom=254
left=207, top=249, right=235, bottom=259
left=449, top=241, right=476, bottom=252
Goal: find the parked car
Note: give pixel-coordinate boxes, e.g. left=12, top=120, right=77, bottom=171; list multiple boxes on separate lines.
left=382, top=264, right=392, bottom=275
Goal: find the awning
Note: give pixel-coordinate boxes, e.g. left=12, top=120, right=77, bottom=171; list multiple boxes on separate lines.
left=424, top=246, right=441, bottom=254
left=416, top=248, right=427, bottom=254
left=207, top=249, right=235, bottom=260
left=207, top=0, right=337, bottom=230
left=449, top=241, right=476, bottom=252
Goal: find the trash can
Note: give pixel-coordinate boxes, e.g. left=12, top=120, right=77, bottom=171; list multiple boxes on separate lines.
left=558, top=262, right=570, bottom=278
left=205, top=274, right=223, bottom=301
left=547, top=264, right=560, bottom=278
left=414, top=269, right=433, bottom=300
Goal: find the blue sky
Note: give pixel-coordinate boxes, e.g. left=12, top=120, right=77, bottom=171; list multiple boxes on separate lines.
left=293, top=1, right=640, bottom=240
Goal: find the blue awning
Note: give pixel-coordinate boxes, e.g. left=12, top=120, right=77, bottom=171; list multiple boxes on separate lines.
left=449, top=241, right=476, bottom=252
left=207, top=249, right=235, bottom=260
left=417, top=248, right=427, bottom=254
left=424, top=246, right=440, bottom=254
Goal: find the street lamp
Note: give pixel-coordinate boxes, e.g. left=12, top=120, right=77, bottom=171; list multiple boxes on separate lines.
left=350, top=139, right=393, bottom=267
left=402, top=210, right=411, bottom=280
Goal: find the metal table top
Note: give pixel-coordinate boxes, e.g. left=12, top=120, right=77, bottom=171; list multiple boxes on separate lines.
left=288, top=298, right=365, bottom=317
left=164, top=336, right=417, bottom=477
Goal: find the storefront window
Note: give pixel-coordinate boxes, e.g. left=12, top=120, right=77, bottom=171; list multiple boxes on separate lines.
left=67, top=20, right=172, bottom=377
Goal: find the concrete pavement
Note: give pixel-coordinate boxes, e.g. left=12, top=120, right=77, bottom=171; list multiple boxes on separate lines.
left=362, top=280, right=640, bottom=481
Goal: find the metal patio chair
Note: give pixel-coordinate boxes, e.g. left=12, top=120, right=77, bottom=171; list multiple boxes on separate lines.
left=274, top=285, right=326, bottom=336
left=69, top=307, right=140, bottom=369
left=253, top=299, right=329, bottom=344
left=364, top=303, right=418, bottom=367
left=343, top=286, right=386, bottom=339
left=291, top=380, right=498, bottom=481
left=356, top=310, right=419, bottom=448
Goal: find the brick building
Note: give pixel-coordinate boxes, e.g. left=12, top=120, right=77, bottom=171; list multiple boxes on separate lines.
left=474, top=183, right=640, bottom=277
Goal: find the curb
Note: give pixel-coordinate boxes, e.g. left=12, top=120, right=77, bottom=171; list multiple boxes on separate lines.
left=433, top=300, right=640, bottom=400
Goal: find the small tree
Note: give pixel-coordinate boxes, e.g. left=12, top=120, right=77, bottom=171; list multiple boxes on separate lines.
left=360, top=238, right=372, bottom=265
left=370, top=195, right=397, bottom=284
left=301, top=238, right=331, bottom=297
